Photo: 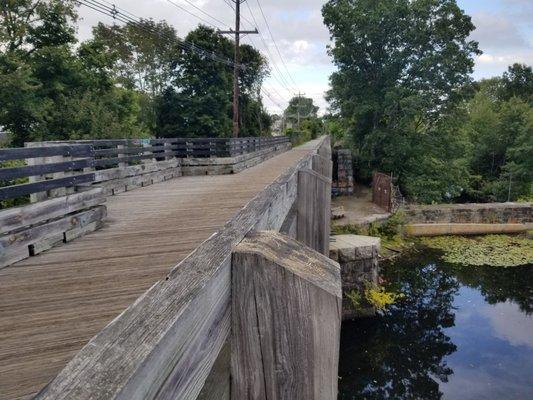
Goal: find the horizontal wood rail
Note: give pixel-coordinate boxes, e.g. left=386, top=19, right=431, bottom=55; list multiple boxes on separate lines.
left=33, top=137, right=291, bottom=169
left=0, top=144, right=95, bottom=204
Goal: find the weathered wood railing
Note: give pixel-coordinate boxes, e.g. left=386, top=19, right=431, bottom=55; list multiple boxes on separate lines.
left=35, top=136, right=340, bottom=400
left=0, top=144, right=95, bottom=203
left=0, top=136, right=291, bottom=268
left=28, top=136, right=291, bottom=191
left=0, top=145, right=106, bottom=267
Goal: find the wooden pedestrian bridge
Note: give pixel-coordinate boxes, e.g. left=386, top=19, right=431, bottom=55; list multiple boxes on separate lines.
left=0, top=136, right=341, bottom=400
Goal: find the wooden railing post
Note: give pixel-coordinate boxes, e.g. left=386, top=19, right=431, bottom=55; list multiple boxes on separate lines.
left=231, top=231, right=342, bottom=400
left=164, top=141, right=173, bottom=160
left=117, top=144, right=127, bottom=168
left=296, top=168, right=331, bottom=256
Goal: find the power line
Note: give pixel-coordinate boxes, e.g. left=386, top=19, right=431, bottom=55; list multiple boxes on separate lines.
left=254, top=0, right=299, bottom=91
left=243, top=1, right=295, bottom=94
left=79, top=1, right=290, bottom=112
left=79, top=0, right=239, bottom=69
left=163, top=0, right=230, bottom=30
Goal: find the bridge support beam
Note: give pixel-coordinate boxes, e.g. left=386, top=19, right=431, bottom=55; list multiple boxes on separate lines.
left=231, top=231, right=342, bottom=400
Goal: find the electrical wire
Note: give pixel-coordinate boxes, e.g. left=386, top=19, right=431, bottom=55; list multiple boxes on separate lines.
left=255, top=0, right=299, bottom=90
left=79, top=0, right=289, bottom=109
left=243, top=1, right=295, bottom=95
left=79, top=0, right=238, bottom=68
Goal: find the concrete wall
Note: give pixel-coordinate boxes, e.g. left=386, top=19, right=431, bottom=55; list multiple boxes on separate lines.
left=329, top=235, right=380, bottom=320
left=404, top=202, right=532, bottom=225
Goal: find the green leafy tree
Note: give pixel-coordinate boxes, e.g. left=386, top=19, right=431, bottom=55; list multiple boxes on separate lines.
left=283, top=96, right=322, bottom=144
left=501, top=63, right=533, bottom=103
left=322, top=0, right=480, bottom=202
left=462, top=69, right=532, bottom=202
left=0, top=1, right=148, bottom=145
left=155, top=25, right=268, bottom=138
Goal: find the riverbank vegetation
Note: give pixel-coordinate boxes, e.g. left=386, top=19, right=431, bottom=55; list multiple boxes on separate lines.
left=322, top=0, right=532, bottom=203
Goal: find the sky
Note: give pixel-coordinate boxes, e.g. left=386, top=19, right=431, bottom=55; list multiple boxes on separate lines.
left=76, top=0, right=533, bottom=114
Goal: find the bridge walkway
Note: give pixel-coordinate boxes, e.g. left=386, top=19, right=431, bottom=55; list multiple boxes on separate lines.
left=0, top=140, right=319, bottom=400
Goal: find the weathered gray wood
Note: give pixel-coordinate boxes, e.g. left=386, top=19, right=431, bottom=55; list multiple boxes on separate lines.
left=0, top=188, right=104, bottom=235
left=0, top=205, right=107, bottom=268
left=297, top=169, right=332, bottom=255
left=317, top=136, right=331, bottom=159
left=0, top=173, right=95, bottom=201
left=0, top=158, right=92, bottom=180
left=196, top=342, right=230, bottom=400
left=93, top=159, right=180, bottom=183
left=34, top=136, right=327, bottom=400
left=280, top=202, right=297, bottom=239
left=312, top=153, right=332, bottom=180
left=0, top=145, right=93, bottom=162
left=232, top=230, right=342, bottom=400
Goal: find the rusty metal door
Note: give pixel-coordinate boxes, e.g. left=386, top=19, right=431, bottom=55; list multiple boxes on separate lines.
left=372, top=172, right=392, bottom=212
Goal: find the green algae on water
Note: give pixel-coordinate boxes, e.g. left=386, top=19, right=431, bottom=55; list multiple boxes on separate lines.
left=420, top=235, right=533, bottom=267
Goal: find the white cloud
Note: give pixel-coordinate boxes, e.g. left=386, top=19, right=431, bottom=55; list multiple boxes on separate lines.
left=481, top=301, right=533, bottom=348
left=469, top=9, right=533, bottom=79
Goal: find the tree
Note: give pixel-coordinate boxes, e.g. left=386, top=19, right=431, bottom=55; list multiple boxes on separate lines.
left=282, top=96, right=322, bottom=143
left=0, top=1, right=148, bottom=145
left=155, top=25, right=269, bottom=138
left=0, top=0, right=77, bottom=54
left=322, top=0, right=480, bottom=202
left=462, top=69, right=532, bottom=202
left=501, top=63, right=533, bottom=103
left=91, top=20, right=181, bottom=96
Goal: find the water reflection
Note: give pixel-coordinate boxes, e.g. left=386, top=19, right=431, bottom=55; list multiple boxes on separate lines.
left=338, top=254, right=533, bottom=400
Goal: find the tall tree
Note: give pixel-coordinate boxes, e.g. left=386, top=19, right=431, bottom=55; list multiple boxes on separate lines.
left=0, top=1, right=148, bottom=145
left=322, top=0, right=480, bottom=202
left=155, top=25, right=268, bottom=138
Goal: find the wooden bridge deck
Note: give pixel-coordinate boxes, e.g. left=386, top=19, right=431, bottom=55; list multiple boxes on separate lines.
left=0, top=141, right=319, bottom=400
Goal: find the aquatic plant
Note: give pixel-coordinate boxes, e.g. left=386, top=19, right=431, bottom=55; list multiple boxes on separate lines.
left=421, top=235, right=533, bottom=267
left=346, top=289, right=363, bottom=310
left=346, top=282, right=404, bottom=313
left=364, top=281, right=405, bottom=310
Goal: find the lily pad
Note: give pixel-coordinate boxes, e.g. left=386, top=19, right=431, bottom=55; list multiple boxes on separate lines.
left=420, top=235, right=533, bottom=267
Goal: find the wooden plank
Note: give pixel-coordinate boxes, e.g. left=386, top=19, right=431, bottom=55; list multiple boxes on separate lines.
left=231, top=231, right=342, bottom=400
left=93, top=160, right=180, bottom=183
left=196, top=342, right=230, bottom=400
left=34, top=138, right=326, bottom=400
left=311, top=153, right=332, bottom=179
left=0, top=145, right=93, bottom=162
left=0, top=205, right=107, bottom=268
left=297, top=169, right=332, bottom=255
left=0, top=158, right=92, bottom=180
left=0, top=173, right=95, bottom=201
left=0, top=188, right=105, bottom=235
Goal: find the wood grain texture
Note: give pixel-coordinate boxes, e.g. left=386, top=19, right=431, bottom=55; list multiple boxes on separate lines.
left=0, top=188, right=104, bottom=235
left=0, top=173, right=95, bottom=201
left=231, top=231, right=342, bottom=400
left=0, top=137, right=328, bottom=400
left=0, top=205, right=107, bottom=268
left=297, top=169, right=332, bottom=256
left=0, top=145, right=93, bottom=162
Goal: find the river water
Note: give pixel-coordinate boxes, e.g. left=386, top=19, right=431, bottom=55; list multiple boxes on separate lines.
left=338, top=253, right=533, bottom=400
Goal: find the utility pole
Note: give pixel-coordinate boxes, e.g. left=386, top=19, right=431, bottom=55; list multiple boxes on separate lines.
left=219, top=1, right=258, bottom=138
left=296, top=92, right=305, bottom=131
